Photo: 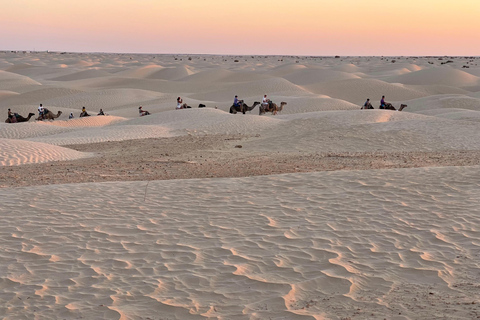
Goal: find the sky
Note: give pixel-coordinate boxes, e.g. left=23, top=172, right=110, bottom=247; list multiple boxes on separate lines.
left=1, top=0, right=479, bottom=56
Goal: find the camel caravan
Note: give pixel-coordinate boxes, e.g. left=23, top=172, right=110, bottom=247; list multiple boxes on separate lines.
left=5, top=94, right=410, bottom=124
left=361, top=96, right=407, bottom=111
left=5, top=103, right=63, bottom=123
left=229, top=94, right=287, bottom=115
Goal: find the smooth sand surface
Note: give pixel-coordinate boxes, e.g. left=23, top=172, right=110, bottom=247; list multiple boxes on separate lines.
left=1, top=52, right=480, bottom=319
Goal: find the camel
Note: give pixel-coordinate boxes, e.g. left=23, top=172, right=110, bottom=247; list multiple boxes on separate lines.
left=379, top=103, right=407, bottom=111
left=259, top=101, right=287, bottom=115
left=230, top=101, right=260, bottom=114
left=36, top=109, right=62, bottom=121
left=5, top=113, right=35, bottom=123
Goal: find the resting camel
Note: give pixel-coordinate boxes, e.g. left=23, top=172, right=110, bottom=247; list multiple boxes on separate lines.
left=36, top=110, right=62, bottom=121
left=230, top=101, right=260, bottom=114
left=379, top=103, right=407, bottom=111
left=259, top=101, right=287, bottom=115
left=5, top=113, right=35, bottom=123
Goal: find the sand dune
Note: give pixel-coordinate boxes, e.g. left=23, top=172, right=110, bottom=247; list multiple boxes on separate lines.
left=304, top=78, right=427, bottom=104
left=0, top=87, right=85, bottom=108
left=190, top=77, right=309, bottom=101
left=1, top=52, right=480, bottom=319
left=0, top=138, right=92, bottom=166
left=1, top=166, right=479, bottom=319
left=42, top=88, right=165, bottom=111
left=113, top=64, right=164, bottom=78
left=415, top=108, right=480, bottom=122
left=146, top=65, right=194, bottom=80
left=385, top=66, right=480, bottom=87
left=50, top=69, right=112, bottom=81
left=283, top=68, right=360, bottom=85
left=404, top=94, right=480, bottom=113
left=0, top=90, right=19, bottom=99
left=0, top=70, right=41, bottom=91
left=179, top=68, right=273, bottom=83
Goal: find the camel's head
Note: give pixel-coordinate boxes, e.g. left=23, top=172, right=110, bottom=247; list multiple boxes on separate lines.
left=58, top=111, right=63, bottom=116
left=280, top=102, right=287, bottom=106
left=28, top=113, right=35, bottom=117
left=253, top=101, right=260, bottom=106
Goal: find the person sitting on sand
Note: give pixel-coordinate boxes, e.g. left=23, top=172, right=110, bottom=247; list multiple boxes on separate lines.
left=98, top=109, right=105, bottom=115
left=176, top=97, right=189, bottom=109
left=138, top=106, right=150, bottom=116
left=69, top=112, right=74, bottom=119
left=7, top=108, right=17, bottom=123
left=80, top=106, right=90, bottom=117
left=362, top=99, right=373, bottom=109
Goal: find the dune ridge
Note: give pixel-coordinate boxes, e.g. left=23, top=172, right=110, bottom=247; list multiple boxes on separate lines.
left=1, top=52, right=480, bottom=319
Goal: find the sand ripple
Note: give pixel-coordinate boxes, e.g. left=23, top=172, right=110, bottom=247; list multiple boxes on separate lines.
left=0, top=166, right=479, bottom=319
left=0, top=139, right=93, bottom=166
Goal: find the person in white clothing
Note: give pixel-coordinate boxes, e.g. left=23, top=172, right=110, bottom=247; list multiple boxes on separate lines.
left=262, top=94, right=270, bottom=109
left=38, top=103, right=44, bottom=119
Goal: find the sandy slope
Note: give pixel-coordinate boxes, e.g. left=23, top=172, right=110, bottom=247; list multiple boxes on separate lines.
left=1, top=52, right=480, bottom=319
left=1, top=166, right=479, bottom=319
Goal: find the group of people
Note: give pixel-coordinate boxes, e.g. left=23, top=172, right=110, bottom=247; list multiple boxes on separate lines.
left=362, top=96, right=407, bottom=111
left=234, top=94, right=272, bottom=109
left=68, top=107, right=105, bottom=119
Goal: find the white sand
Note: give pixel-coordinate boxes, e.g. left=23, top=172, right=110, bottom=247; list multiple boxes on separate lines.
left=1, top=52, right=480, bottom=319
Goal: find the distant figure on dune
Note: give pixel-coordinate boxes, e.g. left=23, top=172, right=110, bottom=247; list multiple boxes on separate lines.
left=233, top=95, right=241, bottom=108
left=262, top=94, right=270, bottom=109
left=5, top=109, right=35, bottom=123
left=36, top=108, right=62, bottom=121
left=69, top=112, right=74, bottom=119
left=138, top=106, right=150, bottom=116
left=80, top=106, right=90, bottom=117
left=7, top=108, right=17, bottom=123
left=98, top=108, right=105, bottom=115
left=379, top=96, right=407, bottom=111
left=230, top=101, right=260, bottom=114
left=380, top=95, right=387, bottom=109
left=176, top=97, right=190, bottom=109
left=362, top=98, right=374, bottom=109
left=38, top=104, right=44, bottom=119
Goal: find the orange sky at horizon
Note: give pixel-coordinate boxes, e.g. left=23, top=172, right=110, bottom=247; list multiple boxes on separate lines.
left=1, top=0, right=479, bottom=55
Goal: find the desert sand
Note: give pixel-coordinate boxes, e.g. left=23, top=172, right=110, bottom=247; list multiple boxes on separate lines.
left=1, top=52, right=480, bottom=319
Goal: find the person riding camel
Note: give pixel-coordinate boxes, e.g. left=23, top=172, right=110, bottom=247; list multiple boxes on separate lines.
left=233, top=95, right=241, bottom=107
left=80, top=106, right=90, bottom=117
left=38, top=104, right=44, bottom=120
left=262, top=94, right=271, bottom=110
left=380, top=96, right=392, bottom=109
left=7, top=109, right=17, bottom=123
left=362, top=98, right=373, bottom=109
